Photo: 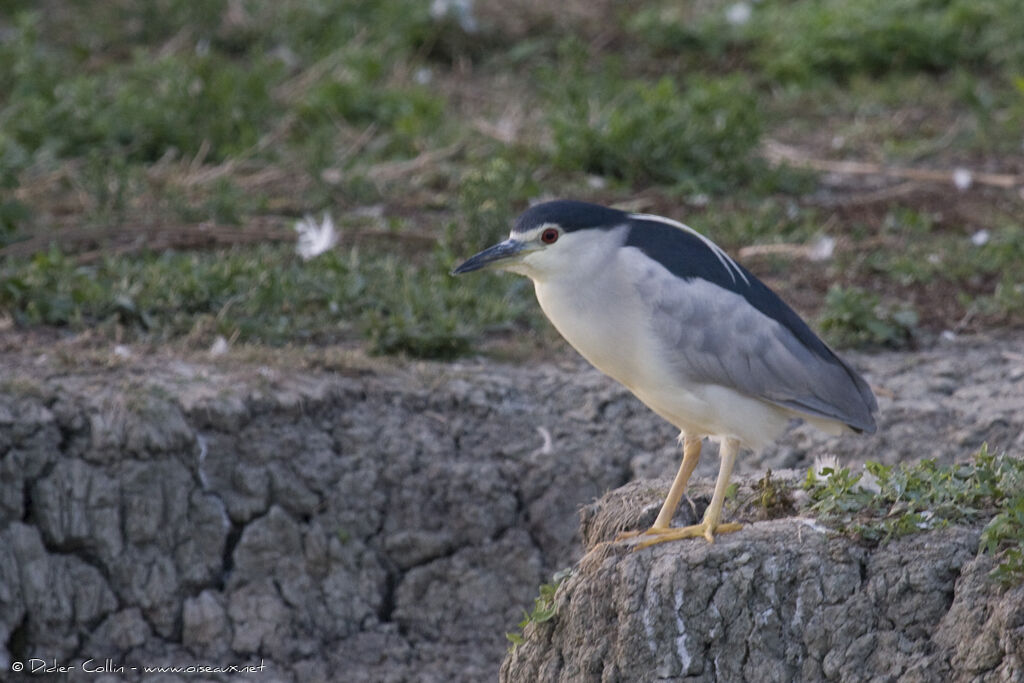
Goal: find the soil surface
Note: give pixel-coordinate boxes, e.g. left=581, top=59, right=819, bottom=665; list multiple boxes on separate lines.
left=0, top=329, right=1022, bottom=682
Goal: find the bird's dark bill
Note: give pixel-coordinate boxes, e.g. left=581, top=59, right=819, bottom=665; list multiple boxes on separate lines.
left=452, top=239, right=525, bottom=274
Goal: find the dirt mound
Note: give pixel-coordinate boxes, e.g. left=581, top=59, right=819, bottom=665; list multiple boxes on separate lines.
left=502, top=508, right=1024, bottom=682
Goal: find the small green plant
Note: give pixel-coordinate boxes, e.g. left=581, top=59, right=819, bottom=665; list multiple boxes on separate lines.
left=806, top=448, right=1024, bottom=584
left=1, top=248, right=104, bottom=326
left=754, top=469, right=794, bottom=517
left=980, top=471, right=1024, bottom=586
left=818, top=285, right=918, bottom=349
left=804, top=465, right=875, bottom=516
left=988, top=546, right=1024, bottom=586
left=506, top=567, right=573, bottom=649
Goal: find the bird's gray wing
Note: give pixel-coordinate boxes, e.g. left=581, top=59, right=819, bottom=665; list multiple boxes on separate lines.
left=634, top=263, right=877, bottom=432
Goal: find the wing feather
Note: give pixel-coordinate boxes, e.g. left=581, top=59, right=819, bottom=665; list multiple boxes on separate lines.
left=632, top=257, right=877, bottom=432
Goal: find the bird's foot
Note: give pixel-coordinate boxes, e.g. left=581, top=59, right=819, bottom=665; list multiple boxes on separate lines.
left=618, top=521, right=742, bottom=549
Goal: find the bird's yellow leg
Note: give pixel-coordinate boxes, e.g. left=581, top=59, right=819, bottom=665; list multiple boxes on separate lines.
left=632, top=437, right=742, bottom=548
left=616, top=435, right=703, bottom=541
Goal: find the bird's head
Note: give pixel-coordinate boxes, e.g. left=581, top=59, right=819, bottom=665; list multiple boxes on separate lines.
left=451, top=200, right=630, bottom=281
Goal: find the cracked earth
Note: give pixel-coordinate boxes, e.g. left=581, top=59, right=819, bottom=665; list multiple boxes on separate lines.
left=0, top=330, right=1022, bottom=681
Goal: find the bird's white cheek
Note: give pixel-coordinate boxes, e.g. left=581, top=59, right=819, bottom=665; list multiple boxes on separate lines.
left=499, top=259, right=535, bottom=277
left=517, top=247, right=564, bottom=280
left=504, top=252, right=540, bottom=279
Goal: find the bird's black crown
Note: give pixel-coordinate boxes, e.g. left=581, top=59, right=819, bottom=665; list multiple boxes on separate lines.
left=513, top=200, right=628, bottom=234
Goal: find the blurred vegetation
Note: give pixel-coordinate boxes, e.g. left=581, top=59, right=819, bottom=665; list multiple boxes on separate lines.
left=818, top=285, right=919, bottom=349
left=549, top=68, right=767, bottom=192
left=1, top=0, right=1023, bottom=356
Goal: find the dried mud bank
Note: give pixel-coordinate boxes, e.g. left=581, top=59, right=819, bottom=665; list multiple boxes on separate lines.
left=0, top=331, right=1022, bottom=681
left=501, top=508, right=1024, bottom=683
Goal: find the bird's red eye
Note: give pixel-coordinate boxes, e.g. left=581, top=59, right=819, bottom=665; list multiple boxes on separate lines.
left=541, top=228, right=559, bottom=244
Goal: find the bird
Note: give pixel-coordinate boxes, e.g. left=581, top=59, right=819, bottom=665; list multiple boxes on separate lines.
left=452, top=200, right=877, bottom=547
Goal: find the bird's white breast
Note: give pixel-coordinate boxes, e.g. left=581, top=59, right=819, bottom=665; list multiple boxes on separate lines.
left=534, top=263, right=651, bottom=389
left=531, top=244, right=697, bottom=423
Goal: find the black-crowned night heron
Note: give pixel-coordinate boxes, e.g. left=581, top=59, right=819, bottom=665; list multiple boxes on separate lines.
left=453, top=200, right=877, bottom=547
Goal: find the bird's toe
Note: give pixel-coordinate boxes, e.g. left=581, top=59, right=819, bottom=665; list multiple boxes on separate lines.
left=629, top=521, right=743, bottom=550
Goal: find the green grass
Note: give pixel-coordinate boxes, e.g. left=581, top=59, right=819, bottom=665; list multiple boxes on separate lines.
left=629, top=0, right=1024, bottom=85
left=749, top=0, right=1024, bottom=84
left=1, top=15, right=281, bottom=166
left=817, top=285, right=919, bottom=349
left=548, top=65, right=765, bottom=193
left=506, top=567, right=573, bottom=649
left=0, top=240, right=538, bottom=358
left=1, top=0, right=1024, bottom=355
left=805, top=447, right=1024, bottom=585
